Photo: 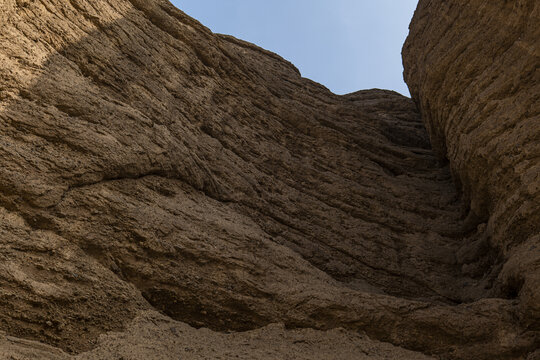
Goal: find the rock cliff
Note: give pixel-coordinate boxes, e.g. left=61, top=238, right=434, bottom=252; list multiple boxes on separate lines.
left=0, top=0, right=537, bottom=359
left=404, top=0, right=540, bottom=344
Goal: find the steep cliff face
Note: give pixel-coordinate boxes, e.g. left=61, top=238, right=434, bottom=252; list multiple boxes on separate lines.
left=403, top=0, right=540, bottom=332
left=0, top=0, right=538, bottom=359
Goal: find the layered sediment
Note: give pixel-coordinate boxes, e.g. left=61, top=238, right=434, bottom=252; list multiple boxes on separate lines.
left=0, top=0, right=537, bottom=359
left=404, top=0, right=540, bottom=335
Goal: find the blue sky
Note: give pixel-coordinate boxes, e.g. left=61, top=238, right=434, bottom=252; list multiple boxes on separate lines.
left=170, top=1, right=418, bottom=96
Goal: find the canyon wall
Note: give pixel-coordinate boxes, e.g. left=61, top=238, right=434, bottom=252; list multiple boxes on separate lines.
left=404, top=0, right=540, bottom=331
left=0, top=0, right=537, bottom=358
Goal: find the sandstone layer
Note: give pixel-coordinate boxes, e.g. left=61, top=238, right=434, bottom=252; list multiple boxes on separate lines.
left=2, top=310, right=437, bottom=360
left=404, top=0, right=540, bottom=334
left=0, top=0, right=538, bottom=359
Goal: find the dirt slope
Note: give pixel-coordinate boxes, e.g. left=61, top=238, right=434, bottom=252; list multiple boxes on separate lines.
left=0, top=0, right=537, bottom=359
left=2, top=310, right=437, bottom=360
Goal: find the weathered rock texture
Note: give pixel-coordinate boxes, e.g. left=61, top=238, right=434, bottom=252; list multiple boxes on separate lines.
left=1, top=310, right=437, bottom=360
left=0, top=0, right=537, bottom=359
left=404, top=0, right=540, bottom=340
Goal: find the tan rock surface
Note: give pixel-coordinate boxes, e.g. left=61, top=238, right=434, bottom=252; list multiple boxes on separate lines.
left=403, top=0, right=540, bottom=339
left=2, top=311, right=436, bottom=360
left=0, top=0, right=537, bottom=359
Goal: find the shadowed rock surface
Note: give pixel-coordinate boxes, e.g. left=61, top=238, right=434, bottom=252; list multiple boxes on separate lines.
left=403, top=0, right=540, bottom=343
left=0, top=0, right=537, bottom=359
left=1, top=310, right=437, bottom=360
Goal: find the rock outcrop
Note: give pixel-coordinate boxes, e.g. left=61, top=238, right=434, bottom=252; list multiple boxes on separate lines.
left=404, top=0, right=540, bottom=339
left=0, top=0, right=537, bottom=359
left=2, top=310, right=438, bottom=360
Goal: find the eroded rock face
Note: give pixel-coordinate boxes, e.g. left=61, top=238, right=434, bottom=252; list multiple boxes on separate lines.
left=1, top=310, right=437, bottom=360
left=403, top=0, right=540, bottom=333
left=0, top=0, right=537, bottom=359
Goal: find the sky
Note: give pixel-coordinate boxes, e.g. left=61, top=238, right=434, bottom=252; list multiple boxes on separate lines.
left=170, top=1, right=418, bottom=96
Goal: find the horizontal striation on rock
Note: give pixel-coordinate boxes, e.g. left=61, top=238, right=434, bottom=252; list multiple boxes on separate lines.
left=403, top=0, right=540, bottom=341
left=0, top=0, right=537, bottom=359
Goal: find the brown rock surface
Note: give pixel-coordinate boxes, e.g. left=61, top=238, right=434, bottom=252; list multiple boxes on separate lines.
left=403, top=0, right=540, bottom=340
left=0, top=0, right=537, bottom=359
left=1, top=311, right=436, bottom=360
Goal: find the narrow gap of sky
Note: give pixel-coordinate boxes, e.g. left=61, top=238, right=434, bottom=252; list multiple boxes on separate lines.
left=170, top=0, right=418, bottom=96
